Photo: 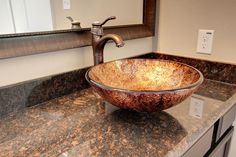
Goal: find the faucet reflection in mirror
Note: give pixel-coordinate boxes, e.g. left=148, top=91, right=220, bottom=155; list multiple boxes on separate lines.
left=91, top=16, right=125, bottom=65
left=66, top=16, right=81, bottom=29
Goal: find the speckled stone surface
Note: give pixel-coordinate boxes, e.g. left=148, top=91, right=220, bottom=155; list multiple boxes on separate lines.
left=0, top=79, right=236, bottom=157
left=0, top=68, right=89, bottom=118
left=196, top=80, right=236, bottom=101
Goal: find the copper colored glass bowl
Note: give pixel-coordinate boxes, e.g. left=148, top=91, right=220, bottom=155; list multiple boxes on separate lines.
left=86, top=59, right=203, bottom=112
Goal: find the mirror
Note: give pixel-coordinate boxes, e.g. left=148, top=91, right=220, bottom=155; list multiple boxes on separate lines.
left=0, top=0, right=143, bottom=35
left=0, top=0, right=157, bottom=59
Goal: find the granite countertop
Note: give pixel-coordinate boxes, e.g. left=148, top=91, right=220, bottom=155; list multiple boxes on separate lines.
left=0, top=79, right=236, bottom=157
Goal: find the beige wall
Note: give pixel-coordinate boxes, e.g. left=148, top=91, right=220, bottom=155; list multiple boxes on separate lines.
left=156, top=1, right=236, bottom=156
left=0, top=37, right=153, bottom=87
left=157, top=0, right=236, bottom=64
left=51, top=0, right=143, bottom=29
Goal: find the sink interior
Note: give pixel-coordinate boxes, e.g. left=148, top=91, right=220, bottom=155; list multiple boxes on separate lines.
left=88, top=59, right=202, bottom=91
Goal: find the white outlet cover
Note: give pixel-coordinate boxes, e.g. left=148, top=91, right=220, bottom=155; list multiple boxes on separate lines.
left=197, top=29, right=214, bottom=54
left=62, top=0, right=71, bottom=10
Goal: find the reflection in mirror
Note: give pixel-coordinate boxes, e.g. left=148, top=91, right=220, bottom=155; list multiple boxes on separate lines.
left=0, top=0, right=143, bottom=35
left=0, top=0, right=54, bottom=34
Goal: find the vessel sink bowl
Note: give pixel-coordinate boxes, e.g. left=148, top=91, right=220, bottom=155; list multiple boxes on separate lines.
left=86, top=59, right=203, bottom=112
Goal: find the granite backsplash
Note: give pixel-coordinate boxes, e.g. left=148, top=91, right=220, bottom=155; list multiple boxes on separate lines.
left=0, top=68, right=89, bottom=118
left=0, top=52, right=236, bottom=118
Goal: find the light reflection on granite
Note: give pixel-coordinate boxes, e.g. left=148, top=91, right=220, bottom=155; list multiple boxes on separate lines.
left=0, top=79, right=236, bottom=157
left=196, top=79, right=236, bottom=101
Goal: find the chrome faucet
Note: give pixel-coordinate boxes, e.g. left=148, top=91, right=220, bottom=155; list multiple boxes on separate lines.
left=91, top=16, right=125, bottom=65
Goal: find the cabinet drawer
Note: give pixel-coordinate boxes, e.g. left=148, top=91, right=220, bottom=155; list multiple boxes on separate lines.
left=208, top=127, right=234, bottom=157
left=183, top=126, right=214, bottom=157
left=217, top=104, right=236, bottom=141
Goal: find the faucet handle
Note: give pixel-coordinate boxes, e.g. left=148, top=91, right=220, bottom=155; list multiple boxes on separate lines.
left=67, top=16, right=81, bottom=29
left=92, top=16, right=116, bottom=26
left=91, top=16, right=116, bottom=36
left=66, top=16, right=74, bottom=22
left=100, top=16, right=116, bottom=26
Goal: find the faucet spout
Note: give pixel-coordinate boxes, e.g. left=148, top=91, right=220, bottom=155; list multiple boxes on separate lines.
left=92, top=34, right=124, bottom=65
left=91, top=16, right=125, bottom=65
left=99, top=34, right=125, bottom=48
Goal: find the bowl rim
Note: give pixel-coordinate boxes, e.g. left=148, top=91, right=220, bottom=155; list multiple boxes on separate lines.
left=85, top=58, right=204, bottom=94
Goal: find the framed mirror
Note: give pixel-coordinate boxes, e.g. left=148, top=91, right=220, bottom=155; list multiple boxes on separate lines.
left=0, top=0, right=157, bottom=59
left=0, top=0, right=144, bottom=34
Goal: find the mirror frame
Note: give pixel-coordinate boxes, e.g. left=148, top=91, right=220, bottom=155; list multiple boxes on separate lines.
left=0, top=0, right=157, bottom=59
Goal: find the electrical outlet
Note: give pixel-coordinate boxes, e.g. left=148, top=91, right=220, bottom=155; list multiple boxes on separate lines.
left=62, top=0, right=70, bottom=10
left=197, top=30, right=214, bottom=54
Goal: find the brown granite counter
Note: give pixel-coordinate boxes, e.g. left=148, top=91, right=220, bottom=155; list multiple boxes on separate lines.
left=0, top=79, right=236, bottom=157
